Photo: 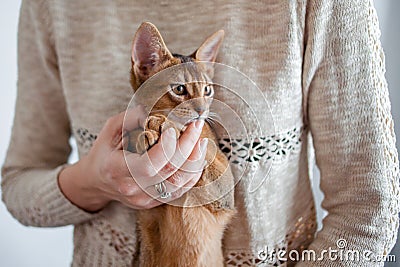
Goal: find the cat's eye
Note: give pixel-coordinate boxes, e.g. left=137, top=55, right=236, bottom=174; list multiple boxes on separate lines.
left=172, top=84, right=187, bottom=96
left=204, top=85, right=213, bottom=96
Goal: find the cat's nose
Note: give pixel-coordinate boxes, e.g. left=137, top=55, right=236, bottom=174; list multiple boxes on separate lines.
left=195, top=106, right=206, bottom=115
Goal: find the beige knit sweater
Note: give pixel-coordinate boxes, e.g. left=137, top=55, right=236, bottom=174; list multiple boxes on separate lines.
left=2, top=0, right=399, bottom=266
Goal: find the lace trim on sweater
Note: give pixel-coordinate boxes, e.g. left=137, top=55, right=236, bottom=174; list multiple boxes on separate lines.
left=87, top=219, right=136, bottom=257
left=75, top=128, right=98, bottom=152
left=367, top=0, right=400, bottom=256
left=225, top=206, right=316, bottom=266
left=218, top=126, right=303, bottom=165
left=74, top=126, right=303, bottom=164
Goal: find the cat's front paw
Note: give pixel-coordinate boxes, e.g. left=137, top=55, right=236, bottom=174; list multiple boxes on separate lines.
left=136, top=114, right=179, bottom=154
left=136, top=129, right=160, bottom=154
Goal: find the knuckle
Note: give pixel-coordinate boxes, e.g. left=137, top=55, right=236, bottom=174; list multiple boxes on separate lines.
left=184, top=174, right=200, bottom=189
left=145, top=201, right=158, bottom=209
left=105, top=116, right=117, bottom=128
left=136, top=198, right=148, bottom=208
left=119, top=183, right=136, bottom=196
left=105, top=114, right=123, bottom=131
left=142, top=197, right=157, bottom=208
left=172, top=187, right=186, bottom=199
left=161, top=162, right=177, bottom=176
left=128, top=195, right=147, bottom=208
left=194, top=171, right=203, bottom=181
left=100, top=161, right=114, bottom=179
left=142, top=163, right=157, bottom=177
left=168, top=172, right=186, bottom=187
left=191, top=175, right=201, bottom=186
left=119, top=186, right=130, bottom=196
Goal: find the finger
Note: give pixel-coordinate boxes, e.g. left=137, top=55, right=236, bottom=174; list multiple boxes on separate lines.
left=141, top=171, right=189, bottom=200
left=163, top=139, right=208, bottom=203
left=143, top=139, right=208, bottom=200
left=126, top=128, right=177, bottom=178
left=122, top=105, right=147, bottom=131
left=168, top=170, right=203, bottom=201
left=153, top=120, right=204, bottom=178
left=164, top=138, right=207, bottom=191
left=132, top=165, right=205, bottom=209
left=175, top=120, right=204, bottom=159
left=176, top=138, right=208, bottom=174
left=142, top=152, right=205, bottom=200
left=116, top=137, right=206, bottom=209
left=100, top=150, right=153, bottom=196
left=129, top=159, right=177, bottom=188
left=104, top=149, right=172, bottom=195
left=158, top=168, right=204, bottom=206
left=155, top=137, right=208, bottom=182
left=98, top=105, right=147, bottom=148
left=113, top=180, right=163, bottom=210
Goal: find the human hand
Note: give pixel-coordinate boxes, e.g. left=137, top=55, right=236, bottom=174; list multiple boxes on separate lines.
left=58, top=105, right=207, bottom=212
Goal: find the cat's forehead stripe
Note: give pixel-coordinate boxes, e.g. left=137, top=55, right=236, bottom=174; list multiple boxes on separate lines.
left=171, top=54, right=212, bottom=97
left=172, top=53, right=194, bottom=63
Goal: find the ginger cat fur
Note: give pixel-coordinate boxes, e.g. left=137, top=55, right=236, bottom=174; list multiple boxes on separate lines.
left=129, top=22, right=236, bottom=267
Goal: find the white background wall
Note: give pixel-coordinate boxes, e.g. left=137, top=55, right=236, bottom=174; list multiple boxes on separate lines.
left=373, top=2, right=400, bottom=266
left=0, top=2, right=75, bottom=266
left=0, top=1, right=399, bottom=266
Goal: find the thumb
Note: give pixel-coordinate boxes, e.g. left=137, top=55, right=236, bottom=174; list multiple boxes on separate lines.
left=99, top=105, right=147, bottom=148
left=123, top=104, right=147, bottom=131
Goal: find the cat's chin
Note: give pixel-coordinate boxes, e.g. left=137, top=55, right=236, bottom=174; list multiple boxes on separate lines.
left=175, top=118, right=206, bottom=133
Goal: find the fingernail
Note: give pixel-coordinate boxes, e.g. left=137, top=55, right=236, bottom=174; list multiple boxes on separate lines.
left=195, top=119, right=205, bottom=130
left=165, top=128, right=176, bottom=139
left=200, top=138, right=208, bottom=153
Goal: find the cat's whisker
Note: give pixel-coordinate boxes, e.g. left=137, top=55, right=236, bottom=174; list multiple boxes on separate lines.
left=205, top=117, right=217, bottom=127
left=208, top=113, right=222, bottom=122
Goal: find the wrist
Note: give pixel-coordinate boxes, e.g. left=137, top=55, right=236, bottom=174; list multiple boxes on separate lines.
left=58, top=159, right=110, bottom=212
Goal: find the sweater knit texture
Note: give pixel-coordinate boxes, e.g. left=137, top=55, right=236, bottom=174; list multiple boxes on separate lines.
left=2, top=0, right=399, bottom=266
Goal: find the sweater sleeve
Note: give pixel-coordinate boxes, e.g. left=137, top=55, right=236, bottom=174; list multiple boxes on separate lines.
left=1, top=0, right=96, bottom=227
left=298, top=0, right=400, bottom=266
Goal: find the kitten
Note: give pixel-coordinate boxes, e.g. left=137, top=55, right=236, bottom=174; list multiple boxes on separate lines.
left=129, top=22, right=235, bottom=267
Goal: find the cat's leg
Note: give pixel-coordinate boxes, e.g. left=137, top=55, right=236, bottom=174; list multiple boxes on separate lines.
left=136, top=129, right=160, bottom=154
left=173, top=149, right=235, bottom=267
left=203, top=155, right=236, bottom=213
left=136, top=114, right=179, bottom=154
left=137, top=207, right=164, bottom=267
left=186, top=148, right=236, bottom=220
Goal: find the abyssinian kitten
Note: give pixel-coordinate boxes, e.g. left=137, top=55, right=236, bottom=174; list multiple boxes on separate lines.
left=129, top=22, right=236, bottom=266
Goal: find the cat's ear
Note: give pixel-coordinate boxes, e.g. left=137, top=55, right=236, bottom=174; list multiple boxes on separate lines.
left=194, top=30, right=224, bottom=62
left=131, top=22, right=173, bottom=81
